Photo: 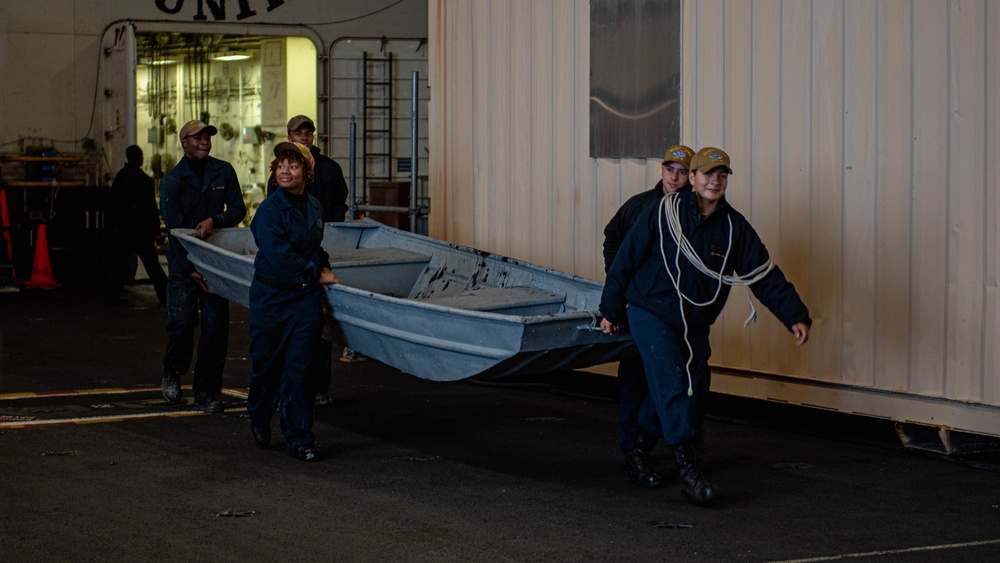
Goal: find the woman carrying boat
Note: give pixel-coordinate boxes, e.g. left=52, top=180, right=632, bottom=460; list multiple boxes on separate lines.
left=247, top=141, right=338, bottom=461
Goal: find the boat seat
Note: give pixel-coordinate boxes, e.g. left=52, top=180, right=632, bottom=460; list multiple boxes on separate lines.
left=416, top=286, right=565, bottom=315
left=327, top=247, right=431, bottom=267
left=328, top=247, right=431, bottom=296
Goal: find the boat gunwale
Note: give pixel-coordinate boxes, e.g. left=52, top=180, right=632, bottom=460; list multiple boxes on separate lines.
left=325, top=282, right=608, bottom=327
left=337, top=221, right=607, bottom=292
left=171, top=225, right=617, bottom=330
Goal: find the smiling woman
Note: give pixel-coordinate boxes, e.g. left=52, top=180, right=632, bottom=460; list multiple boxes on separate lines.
left=246, top=140, right=336, bottom=462
left=269, top=141, right=315, bottom=194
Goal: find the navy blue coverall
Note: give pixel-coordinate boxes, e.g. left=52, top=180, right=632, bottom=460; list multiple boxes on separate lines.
left=602, top=180, right=685, bottom=453
left=600, top=191, right=811, bottom=446
left=160, top=156, right=246, bottom=397
left=266, top=144, right=348, bottom=396
left=247, top=187, right=330, bottom=453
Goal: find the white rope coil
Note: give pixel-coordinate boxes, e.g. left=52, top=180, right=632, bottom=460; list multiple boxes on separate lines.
left=656, top=193, right=774, bottom=395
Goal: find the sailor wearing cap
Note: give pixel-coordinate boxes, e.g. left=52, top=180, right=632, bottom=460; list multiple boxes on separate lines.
left=246, top=141, right=338, bottom=462
left=601, top=144, right=694, bottom=490
left=159, top=120, right=247, bottom=414
left=600, top=147, right=812, bottom=506
left=267, top=115, right=349, bottom=223
left=269, top=115, right=355, bottom=405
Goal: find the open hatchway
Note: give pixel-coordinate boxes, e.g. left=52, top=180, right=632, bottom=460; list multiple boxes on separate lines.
left=102, top=26, right=429, bottom=232
left=131, top=30, right=318, bottom=227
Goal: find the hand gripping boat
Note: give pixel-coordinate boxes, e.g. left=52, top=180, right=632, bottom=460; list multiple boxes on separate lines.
left=172, top=220, right=635, bottom=381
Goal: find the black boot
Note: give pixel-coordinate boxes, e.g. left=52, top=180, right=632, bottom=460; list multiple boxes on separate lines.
left=673, top=445, right=719, bottom=506
left=623, top=431, right=661, bottom=488
left=161, top=372, right=181, bottom=405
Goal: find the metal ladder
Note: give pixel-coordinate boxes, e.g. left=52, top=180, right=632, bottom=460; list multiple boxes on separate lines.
left=362, top=51, right=393, bottom=206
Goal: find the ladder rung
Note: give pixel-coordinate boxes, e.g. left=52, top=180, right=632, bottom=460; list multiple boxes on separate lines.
left=363, top=51, right=393, bottom=182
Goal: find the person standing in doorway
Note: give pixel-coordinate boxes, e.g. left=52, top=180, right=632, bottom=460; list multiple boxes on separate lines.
left=103, top=145, right=168, bottom=307
left=267, top=114, right=356, bottom=408
left=159, top=120, right=247, bottom=413
left=600, top=147, right=811, bottom=506
left=602, top=144, right=693, bottom=489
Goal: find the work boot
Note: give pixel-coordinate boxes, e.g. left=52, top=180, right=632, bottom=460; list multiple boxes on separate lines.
left=673, top=445, right=719, bottom=506
left=623, top=431, right=661, bottom=488
left=161, top=374, right=181, bottom=405
left=194, top=393, right=225, bottom=414
left=289, top=445, right=319, bottom=462
left=250, top=423, right=271, bottom=449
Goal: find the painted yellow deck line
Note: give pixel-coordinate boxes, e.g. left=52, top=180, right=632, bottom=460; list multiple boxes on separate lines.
left=224, top=388, right=249, bottom=399
left=0, top=386, right=249, bottom=428
left=0, top=386, right=248, bottom=401
left=0, top=387, right=159, bottom=400
left=1, top=410, right=202, bottom=428
left=0, top=406, right=249, bottom=429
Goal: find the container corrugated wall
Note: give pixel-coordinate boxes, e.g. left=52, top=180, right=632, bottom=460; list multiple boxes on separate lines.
left=429, top=0, right=1000, bottom=436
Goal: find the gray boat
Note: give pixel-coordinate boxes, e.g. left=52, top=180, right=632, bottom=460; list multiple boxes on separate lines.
left=172, top=220, right=635, bottom=381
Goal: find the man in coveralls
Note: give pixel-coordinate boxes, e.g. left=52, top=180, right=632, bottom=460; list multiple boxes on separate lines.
left=159, top=120, right=247, bottom=413
left=266, top=115, right=352, bottom=407
left=248, top=141, right=338, bottom=461
left=602, top=144, right=693, bottom=489
left=600, top=147, right=811, bottom=505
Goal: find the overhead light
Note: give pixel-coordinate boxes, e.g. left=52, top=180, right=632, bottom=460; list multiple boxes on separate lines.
left=143, top=57, right=178, bottom=66
left=212, top=51, right=252, bottom=62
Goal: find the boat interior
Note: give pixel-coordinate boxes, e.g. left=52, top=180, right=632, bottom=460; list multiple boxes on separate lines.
left=204, top=224, right=574, bottom=316
left=326, top=246, right=568, bottom=316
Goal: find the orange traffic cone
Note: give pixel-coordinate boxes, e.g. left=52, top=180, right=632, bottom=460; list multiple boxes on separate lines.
left=0, top=188, right=14, bottom=279
left=20, top=223, right=60, bottom=289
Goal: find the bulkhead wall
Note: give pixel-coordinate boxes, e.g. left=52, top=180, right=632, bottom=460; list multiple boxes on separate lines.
left=428, top=0, right=1000, bottom=436
left=0, top=0, right=427, bottom=174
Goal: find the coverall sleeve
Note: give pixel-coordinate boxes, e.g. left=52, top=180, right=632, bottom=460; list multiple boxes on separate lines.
left=600, top=204, right=656, bottom=324
left=602, top=208, right=627, bottom=273
left=159, top=174, right=196, bottom=276
left=736, top=223, right=812, bottom=330
left=327, top=160, right=349, bottom=223
left=212, top=166, right=247, bottom=228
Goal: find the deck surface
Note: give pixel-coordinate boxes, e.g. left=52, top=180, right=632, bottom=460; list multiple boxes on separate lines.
left=2, top=282, right=999, bottom=562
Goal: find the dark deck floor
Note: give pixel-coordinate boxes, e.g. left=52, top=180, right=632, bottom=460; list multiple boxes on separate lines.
left=1, top=282, right=998, bottom=562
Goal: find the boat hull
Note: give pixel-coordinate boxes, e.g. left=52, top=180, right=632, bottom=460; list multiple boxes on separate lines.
left=173, top=221, right=635, bottom=381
